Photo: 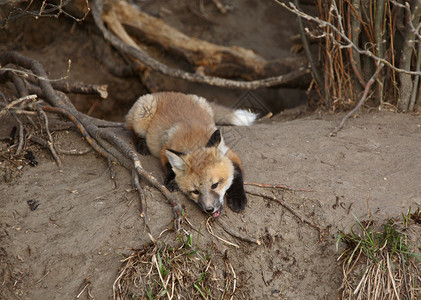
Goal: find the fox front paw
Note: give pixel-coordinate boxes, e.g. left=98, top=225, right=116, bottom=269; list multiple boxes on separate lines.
left=135, top=137, right=151, bottom=155
left=164, top=178, right=178, bottom=192
left=164, top=163, right=177, bottom=191
left=226, top=164, right=247, bottom=212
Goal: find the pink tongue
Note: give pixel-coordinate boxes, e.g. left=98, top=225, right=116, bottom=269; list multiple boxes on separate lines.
left=213, top=210, right=221, bottom=218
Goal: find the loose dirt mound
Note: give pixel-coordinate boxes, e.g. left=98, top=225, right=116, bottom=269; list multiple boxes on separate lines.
left=1, top=111, right=420, bottom=299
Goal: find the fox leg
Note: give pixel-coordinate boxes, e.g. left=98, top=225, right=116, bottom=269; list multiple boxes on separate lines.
left=134, top=136, right=151, bottom=155
left=160, top=150, right=178, bottom=191
left=226, top=150, right=247, bottom=212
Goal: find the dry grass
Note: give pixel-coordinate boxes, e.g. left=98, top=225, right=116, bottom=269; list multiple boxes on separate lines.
left=337, top=209, right=421, bottom=300
left=113, top=231, right=246, bottom=299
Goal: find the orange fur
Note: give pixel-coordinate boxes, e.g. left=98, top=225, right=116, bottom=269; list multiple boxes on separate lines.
left=126, top=92, right=248, bottom=215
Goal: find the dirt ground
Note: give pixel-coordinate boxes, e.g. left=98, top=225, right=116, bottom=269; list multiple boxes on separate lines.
left=1, top=1, right=421, bottom=299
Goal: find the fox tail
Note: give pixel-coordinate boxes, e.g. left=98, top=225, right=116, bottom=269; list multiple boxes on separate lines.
left=210, top=102, right=258, bottom=126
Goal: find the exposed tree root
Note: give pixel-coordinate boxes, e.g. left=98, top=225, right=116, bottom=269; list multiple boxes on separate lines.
left=216, top=218, right=261, bottom=245
left=0, top=51, right=184, bottom=230
left=244, top=181, right=313, bottom=192
left=26, top=76, right=109, bottom=99
left=91, top=0, right=310, bottom=90
left=102, top=0, right=308, bottom=82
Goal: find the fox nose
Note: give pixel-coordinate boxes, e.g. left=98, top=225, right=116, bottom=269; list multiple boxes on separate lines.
left=205, top=207, right=214, bottom=213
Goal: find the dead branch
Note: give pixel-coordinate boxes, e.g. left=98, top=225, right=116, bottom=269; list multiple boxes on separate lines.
left=246, top=190, right=324, bottom=237
left=91, top=0, right=310, bottom=90
left=103, top=0, right=307, bottom=82
left=0, top=94, right=37, bottom=116
left=11, top=111, right=24, bottom=156
left=0, top=91, right=26, bottom=156
left=35, top=105, right=63, bottom=168
left=29, top=135, right=92, bottom=155
left=25, top=75, right=109, bottom=99
left=0, top=0, right=90, bottom=27
left=0, top=51, right=184, bottom=230
left=132, top=168, right=146, bottom=222
left=349, top=0, right=365, bottom=88
left=216, top=218, right=261, bottom=245
left=277, top=1, right=420, bottom=76
left=293, top=0, right=327, bottom=103
left=244, top=181, right=313, bottom=192
left=410, top=43, right=421, bottom=111
left=330, top=63, right=384, bottom=136
left=211, top=0, right=230, bottom=15
left=398, top=0, right=421, bottom=111
left=277, top=0, right=421, bottom=111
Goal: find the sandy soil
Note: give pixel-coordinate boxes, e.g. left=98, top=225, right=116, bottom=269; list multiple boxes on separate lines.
left=1, top=111, right=420, bottom=299
left=1, top=1, right=420, bottom=299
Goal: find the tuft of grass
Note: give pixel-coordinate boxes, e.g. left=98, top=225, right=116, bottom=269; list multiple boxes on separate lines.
left=337, top=210, right=421, bottom=300
left=113, top=230, right=240, bottom=299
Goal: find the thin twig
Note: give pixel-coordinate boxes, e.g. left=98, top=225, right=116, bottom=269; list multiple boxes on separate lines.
left=132, top=168, right=147, bottom=221
left=293, top=0, right=327, bottom=105
left=217, top=218, right=261, bottom=245
left=244, top=181, right=313, bottom=192
left=275, top=1, right=421, bottom=76
left=246, top=190, right=324, bottom=236
left=227, top=261, right=237, bottom=299
left=409, top=40, right=421, bottom=111
left=0, top=94, right=37, bottom=116
left=330, top=63, right=384, bottom=136
left=35, top=105, right=62, bottom=168
left=206, top=217, right=239, bottom=248
left=25, top=75, right=108, bottom=99
left=29, top=135, right=92, bottom=155
left=11, top=112, right=25, bottom=156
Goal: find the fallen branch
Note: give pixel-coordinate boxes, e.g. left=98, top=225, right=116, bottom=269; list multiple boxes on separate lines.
left=276, top=1, right=419, bottom=76
left=0, top=94, right=37, bottom=116
left=91, top=0, right=310, bottom=90
left=0, top=92, right=26, bottom=156
left=244, top=181, right=313, bottom=192
left=29, top=135, right=92, bottom=155
left=132, top=168, right=146, bottom=221
left=25, top=75, right=109, bottom=99
left=206, top=217, right=239, bottom=248
left=217, top=218, right=261, bottom=245
left=0, top=0, right=90, bottom=27
left=103, top=0, right=308, bottom=81
left=35, top=105, right=63, bottom=168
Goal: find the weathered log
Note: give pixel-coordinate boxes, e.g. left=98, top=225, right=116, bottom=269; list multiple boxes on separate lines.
left=101, top=0, right=309, bottom=86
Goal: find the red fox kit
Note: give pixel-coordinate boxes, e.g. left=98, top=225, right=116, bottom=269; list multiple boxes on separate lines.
left=126, top=92, right=256, bottom=217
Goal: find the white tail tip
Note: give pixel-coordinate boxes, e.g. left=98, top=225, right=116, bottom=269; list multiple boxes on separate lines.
left=231, top=109, right=257, bottom=126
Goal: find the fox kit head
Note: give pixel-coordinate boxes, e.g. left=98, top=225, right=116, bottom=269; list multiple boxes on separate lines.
left=165, top=130, right=234, bottom=217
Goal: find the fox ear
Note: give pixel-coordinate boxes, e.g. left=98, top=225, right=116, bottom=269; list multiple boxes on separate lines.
left=166, top=149, right=187, bottom=171
left=206, top=129, right=228, bottom=156
left=206, top=129, right=221, bottom=147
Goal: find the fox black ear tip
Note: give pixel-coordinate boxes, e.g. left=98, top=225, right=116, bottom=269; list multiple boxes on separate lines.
left=206, top=129, right=222, bottom=148
left=166, top=149, right=186, bottom=156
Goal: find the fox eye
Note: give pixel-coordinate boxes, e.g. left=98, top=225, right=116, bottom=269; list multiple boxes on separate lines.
left=191, top=190, right=200, bottom=195
left=211, top=182, right=219, bottom=189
